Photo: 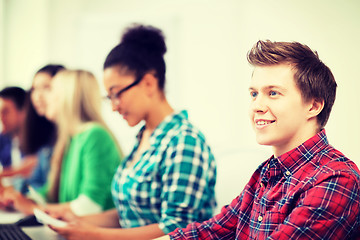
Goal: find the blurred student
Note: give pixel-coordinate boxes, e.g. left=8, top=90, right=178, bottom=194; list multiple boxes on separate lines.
left=15, top=64, right=65, bottom=193
left=0, top=87, right=26, bottom=184
left=50, top=24, right=217, bottom=240
left=155, top=40, right=360, bottom=240
left=1, top=70, right=122, bottom=217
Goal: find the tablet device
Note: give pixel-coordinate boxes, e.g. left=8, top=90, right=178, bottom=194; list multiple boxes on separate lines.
left=33, top=208, right=68, bottom=227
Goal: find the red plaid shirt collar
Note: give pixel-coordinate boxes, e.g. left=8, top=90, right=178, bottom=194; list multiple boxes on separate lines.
left=264, top=129, right=328, bottom=181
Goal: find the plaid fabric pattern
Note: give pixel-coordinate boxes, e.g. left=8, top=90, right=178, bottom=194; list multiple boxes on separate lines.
left=111, top=110, right=217, bottom=234
left=170, top=129, right=360, bottom=239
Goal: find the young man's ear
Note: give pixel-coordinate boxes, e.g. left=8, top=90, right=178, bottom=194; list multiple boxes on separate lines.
left=308, top=98, right=324, bottom=119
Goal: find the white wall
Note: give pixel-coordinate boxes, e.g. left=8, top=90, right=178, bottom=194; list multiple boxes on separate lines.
left=2, top=0, right=49, bottom=87
left=0, top=0, right=4, bottom=84
left=2, top=0, right=360, bottom=210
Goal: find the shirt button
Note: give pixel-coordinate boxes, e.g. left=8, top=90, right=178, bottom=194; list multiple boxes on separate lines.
left=258, top=216, right=263, bottom=222
left=285, top=171, right=291, bottom=176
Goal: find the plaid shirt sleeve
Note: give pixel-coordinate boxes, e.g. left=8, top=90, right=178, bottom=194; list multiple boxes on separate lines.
left=159, top=132, right=216, bottom=234
left=169, top=172, right=255, bottom=240
left=169, top=193, right=245, bottom=239
left=268, top=170, right=360, bottom=240
left=169, top=167, right=360, bottom=239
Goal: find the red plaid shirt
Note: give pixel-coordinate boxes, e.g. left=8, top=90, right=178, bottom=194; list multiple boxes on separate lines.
left=169, top=130, right=360, bottom=239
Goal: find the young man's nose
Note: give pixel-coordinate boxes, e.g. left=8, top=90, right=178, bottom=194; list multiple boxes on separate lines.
left=251, top=95, right=267, bottom=113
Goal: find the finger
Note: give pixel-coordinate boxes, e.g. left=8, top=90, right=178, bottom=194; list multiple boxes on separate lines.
left=48, top=224, right=60, bottom=233
left=49, top=224, right=67, bottom=233
left=49, top=225, right=70, bottom=238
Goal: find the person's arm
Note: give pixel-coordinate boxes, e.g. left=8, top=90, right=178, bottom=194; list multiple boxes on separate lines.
left=51, top=223, right=165, bottom=240
left=167, top=195, right=244, bottom=239
left=267, top=172, right=360, bottom=239
left=0, top=155, right=37, bottom=178
left=45, top=206, right=120, bottom=229
left=51, top=200, right=244, bottom=240
left=163, top=163, right=265, bottom=240
left=156, top=133, right=217, bottom=233
left=80, top=208, right=120, bottom=228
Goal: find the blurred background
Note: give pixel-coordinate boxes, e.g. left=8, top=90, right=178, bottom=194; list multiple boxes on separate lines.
left=1, top=0, right=359, bottom=211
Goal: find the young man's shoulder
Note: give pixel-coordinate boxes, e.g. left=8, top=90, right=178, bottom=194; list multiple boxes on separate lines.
left=315, top=144, right=360, bottom=181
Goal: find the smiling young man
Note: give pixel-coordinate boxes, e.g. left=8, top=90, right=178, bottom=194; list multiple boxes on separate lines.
left=156, top=40, right=360, bottom=239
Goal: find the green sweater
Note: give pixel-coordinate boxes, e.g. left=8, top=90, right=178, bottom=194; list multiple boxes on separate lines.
left=58, top=123, right=121, bottom=210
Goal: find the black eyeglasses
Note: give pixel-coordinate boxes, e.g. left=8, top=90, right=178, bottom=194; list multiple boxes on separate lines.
left=105, top=76, right=143, bottom=105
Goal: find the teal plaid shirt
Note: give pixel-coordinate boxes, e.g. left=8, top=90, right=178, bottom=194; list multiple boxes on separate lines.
left=111, top=110, right=217, bottom=233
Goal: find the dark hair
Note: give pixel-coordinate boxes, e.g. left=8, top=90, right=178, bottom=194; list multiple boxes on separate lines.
left=0, top=86, right=26, bottom=110
left=247, top=40, right=337, bottom=128
left=20, top=64, right=65, bottom=155
left=104, top=24, right=167, bottom=91
left=36, top=64, right=65, bottom=77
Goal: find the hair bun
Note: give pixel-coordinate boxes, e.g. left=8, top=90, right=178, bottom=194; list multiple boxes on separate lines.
left=121, top=24, right=167, bottom=56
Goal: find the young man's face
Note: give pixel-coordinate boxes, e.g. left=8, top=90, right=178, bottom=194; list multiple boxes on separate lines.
left=0, top=98, right=24, bottom=136
left=249, top=64, right=317, bottom=156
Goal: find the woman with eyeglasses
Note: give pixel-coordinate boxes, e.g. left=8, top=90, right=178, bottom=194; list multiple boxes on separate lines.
left=50, top=24, right=217, bottom=240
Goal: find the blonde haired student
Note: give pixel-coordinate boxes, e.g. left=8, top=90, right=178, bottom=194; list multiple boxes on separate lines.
left=1, top=70, right=122, bottom=217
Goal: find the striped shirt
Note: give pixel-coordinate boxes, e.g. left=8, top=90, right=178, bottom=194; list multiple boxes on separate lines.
left=111, top=110, right=217, bottom=234
left=170, top=129, right=360, bottom=239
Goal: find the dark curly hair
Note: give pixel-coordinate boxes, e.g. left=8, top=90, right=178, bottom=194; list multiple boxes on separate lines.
left=104, top=24, right=167, bottom=91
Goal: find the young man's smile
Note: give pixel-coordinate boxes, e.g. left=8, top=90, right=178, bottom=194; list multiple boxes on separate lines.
left=254, top=119, right=276, bottom=128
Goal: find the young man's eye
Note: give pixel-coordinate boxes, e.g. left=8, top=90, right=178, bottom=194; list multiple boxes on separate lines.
left=250, top=91, right=258, bottom=98
left=269, top=91, right=278, bottom=96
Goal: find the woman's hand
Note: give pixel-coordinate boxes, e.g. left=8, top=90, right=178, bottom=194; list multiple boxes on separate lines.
left=49, top=220, right=100, bottom=240
left=0, top=185, right=15, bottom=210
left=0, top=188, right=37, bottom=215
left=45, top=203, right=78, bottom=222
